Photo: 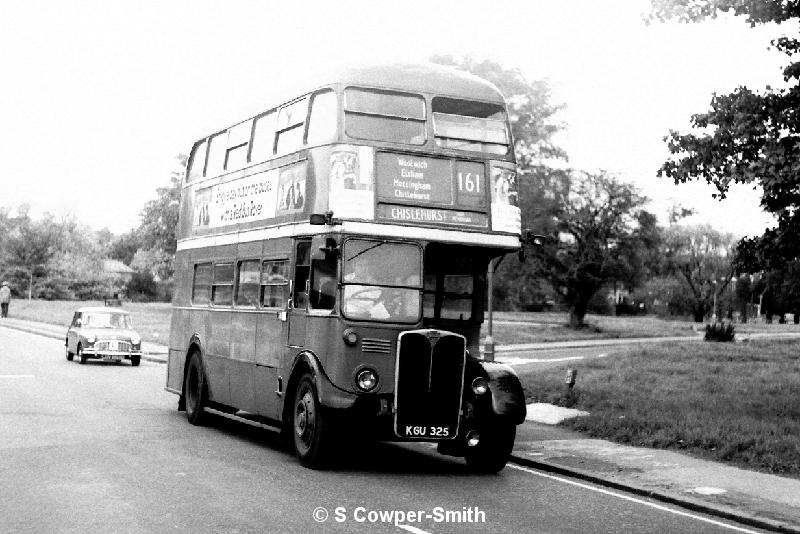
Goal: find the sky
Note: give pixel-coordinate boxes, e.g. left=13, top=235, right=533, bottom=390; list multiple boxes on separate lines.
left=0, top=0, right=789, bottom=237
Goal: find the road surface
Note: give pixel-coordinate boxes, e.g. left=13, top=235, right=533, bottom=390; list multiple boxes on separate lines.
left=0, top=327, right=765, bottom=533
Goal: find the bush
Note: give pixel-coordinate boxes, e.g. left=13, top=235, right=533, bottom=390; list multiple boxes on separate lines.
left=705, top=321, right=735, bottom=342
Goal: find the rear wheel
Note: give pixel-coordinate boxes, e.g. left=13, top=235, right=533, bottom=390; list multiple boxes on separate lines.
left=78, top=345, right=87, bottom=365
left=292, top=374, right=334, bottom=469
left=464, top=422, right=516, bottom=474
left=184, top=354, right=208, bottom=425
left=130, top=355, right=141, bottom=367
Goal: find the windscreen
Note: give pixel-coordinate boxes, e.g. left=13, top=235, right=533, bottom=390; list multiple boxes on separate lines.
left=342, top=239, right=421, bottom=323
left=84, top=313, right=132, bottom=329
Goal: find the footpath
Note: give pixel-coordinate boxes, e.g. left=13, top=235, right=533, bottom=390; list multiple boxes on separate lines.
left=2, top=317, right=799, bottom=533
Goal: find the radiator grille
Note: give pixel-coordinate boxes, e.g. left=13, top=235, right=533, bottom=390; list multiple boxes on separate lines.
left=394, top=329, right=465, bottom=439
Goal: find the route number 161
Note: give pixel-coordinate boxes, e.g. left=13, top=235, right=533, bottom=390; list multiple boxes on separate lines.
left=457, top=172, right=482, bottom=194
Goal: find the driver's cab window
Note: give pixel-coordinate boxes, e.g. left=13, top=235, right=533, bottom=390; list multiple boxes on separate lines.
left=293, top=241, right=311, bottom=309
left=310, top=252, right=337, bottom=310
left=72, top=312, right=81, bottom=327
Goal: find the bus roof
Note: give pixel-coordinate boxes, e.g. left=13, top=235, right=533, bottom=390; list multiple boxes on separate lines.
left=311, top=62, right=507, bottom=103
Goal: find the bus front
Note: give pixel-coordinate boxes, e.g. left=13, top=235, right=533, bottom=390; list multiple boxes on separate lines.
left=300, top=69, right=526, bottom=472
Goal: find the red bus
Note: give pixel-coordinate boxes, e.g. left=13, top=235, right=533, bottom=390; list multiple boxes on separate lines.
left=166, top=62, right=526, bottom=471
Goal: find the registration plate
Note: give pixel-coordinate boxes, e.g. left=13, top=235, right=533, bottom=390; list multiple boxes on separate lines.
left=399, top=425, right=454, bottom=439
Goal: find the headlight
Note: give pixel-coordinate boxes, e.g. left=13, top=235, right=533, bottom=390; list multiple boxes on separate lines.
left=356, top=369, right=378, bottom=392
left=85, top=335, right=96, bottom=344
left=472, top=377, right=489, bottom=395
left=130, top=334, right=141, bottom=346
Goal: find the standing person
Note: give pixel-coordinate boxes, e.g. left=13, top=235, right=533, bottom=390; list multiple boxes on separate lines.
left=0, top=281, right=10, bottom=318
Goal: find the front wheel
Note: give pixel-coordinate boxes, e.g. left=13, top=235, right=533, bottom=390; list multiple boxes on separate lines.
left=184, top=354, right=208, bottom=425
left=66, top=344, right=74, bottom=361
left=130, top=355, right=141, bottom=367
left=464, top=422, right=516, bottom=474
left=78, top=346, right=87, bottom=365
left=292, top=374, right=334, bottom=469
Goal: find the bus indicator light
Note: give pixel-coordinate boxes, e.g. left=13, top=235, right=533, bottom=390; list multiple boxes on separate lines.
left=342, top=328, right=359, bottom=346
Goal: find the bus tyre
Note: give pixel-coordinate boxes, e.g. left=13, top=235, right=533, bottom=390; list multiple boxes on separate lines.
left=185, top=354, right=208, bottom=426
left=130, top=355, right=141, bottom=367
left=292, top=374, right=333, bottom=469
left=78, top=346, right=87, bottom=365
left=464, top=422, right=516, bottom=474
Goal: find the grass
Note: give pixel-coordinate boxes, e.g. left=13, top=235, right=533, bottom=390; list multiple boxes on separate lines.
left=9, top=299, right=172, bottom=344
left=516, top=339, right=800, bottom=477
left=487, top=311, right=800, bottom=345
left=8, top=300, right=800, bottom=347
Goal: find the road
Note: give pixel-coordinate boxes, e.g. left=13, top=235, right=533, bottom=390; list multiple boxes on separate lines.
left=0, top=327, right=766, bottom=534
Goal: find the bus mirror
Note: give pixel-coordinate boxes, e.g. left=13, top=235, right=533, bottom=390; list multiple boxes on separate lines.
left=309, top=211, right=342, bottom=226
left=522, top=230, right=546, bottom=247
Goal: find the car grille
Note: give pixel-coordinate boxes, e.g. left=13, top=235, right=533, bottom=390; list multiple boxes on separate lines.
left=394, top=329, right=466, bottom=439
left=96, top=340, right=131, bottom=352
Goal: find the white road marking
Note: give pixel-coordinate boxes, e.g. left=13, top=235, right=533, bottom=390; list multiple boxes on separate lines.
left=396, top=524, right=433, bottom=534
left=502, top=355, right=586, bottom=366
left=0, top=374, right=35, bottom=379
left=508, top=464, right=761, bottom=534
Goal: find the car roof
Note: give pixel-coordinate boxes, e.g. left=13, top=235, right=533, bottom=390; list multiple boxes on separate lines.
left=76, top=307, right=130, bottom=314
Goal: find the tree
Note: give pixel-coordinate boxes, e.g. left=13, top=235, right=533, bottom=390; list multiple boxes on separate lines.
left=650, top=0, right=800, bottom=269
left=529, top=170, right=651, bottom=327
left=138, top=155, right=184, bottom=255
left=663, top=224, right=737, bottom=322
left=133, top=155, right=185, bottom=283
left=2, top=214, right=61, bottom=299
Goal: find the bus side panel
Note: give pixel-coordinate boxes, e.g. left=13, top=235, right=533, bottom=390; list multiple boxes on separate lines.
left=206, top=309, right=232, bottom=406
left=167, top=251, right=192, bottom=394
left=229, top=311, right=256, bottom=412
left=166, top=305, right=188, bottom=393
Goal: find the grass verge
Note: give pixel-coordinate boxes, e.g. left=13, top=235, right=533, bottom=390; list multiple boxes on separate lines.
left=516, top=339, right=800, bottom=477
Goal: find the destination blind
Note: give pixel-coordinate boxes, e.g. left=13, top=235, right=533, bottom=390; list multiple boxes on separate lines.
left=375, top=153, right=487, bottom=227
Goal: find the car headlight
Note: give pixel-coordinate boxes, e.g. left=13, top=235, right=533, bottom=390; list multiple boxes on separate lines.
left=85, top=335, right=96, bottom=344
left=130, top=334, right=141, bottom=346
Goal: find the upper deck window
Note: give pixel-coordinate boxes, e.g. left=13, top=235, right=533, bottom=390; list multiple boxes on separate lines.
left=225, top=120, right=252, bottom=171
left=206, top=132, right=227, bottom=176
left=306, top=90, right=337, bottom=146
left=187, top=139, right=207, bottom=182
left=250, top=111, right=276, bottom=163
left=276, top=98, right=308, bottom=155
left=344, top=88, right=426, bottom=145
left=432, top=97, right=509, bottom=155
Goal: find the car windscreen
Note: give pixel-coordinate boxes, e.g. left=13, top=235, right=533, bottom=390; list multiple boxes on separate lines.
left=83, top=313, right=131, bottom=329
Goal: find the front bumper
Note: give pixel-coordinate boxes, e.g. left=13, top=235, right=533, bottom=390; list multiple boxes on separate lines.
left=81, top=347, right=142, bottom=361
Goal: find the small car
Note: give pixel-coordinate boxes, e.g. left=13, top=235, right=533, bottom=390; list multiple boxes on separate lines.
left=65, top=307, right=143, bottom=366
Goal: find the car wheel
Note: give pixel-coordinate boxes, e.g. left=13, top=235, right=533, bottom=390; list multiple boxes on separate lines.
left=292, top=373, right=335, bottom=469
left=184, top=353, right=208, bottom=425
left=66, top=343, right=74, bottom=362
left=464, top=422, right=516, bottom=474
left=78, top=345, right=87, bottom=365
left=130, top=355, right=141, bottom=367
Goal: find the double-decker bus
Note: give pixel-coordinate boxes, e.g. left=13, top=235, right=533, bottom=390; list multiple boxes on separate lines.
left=166, top=62, right=526, bottom=472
